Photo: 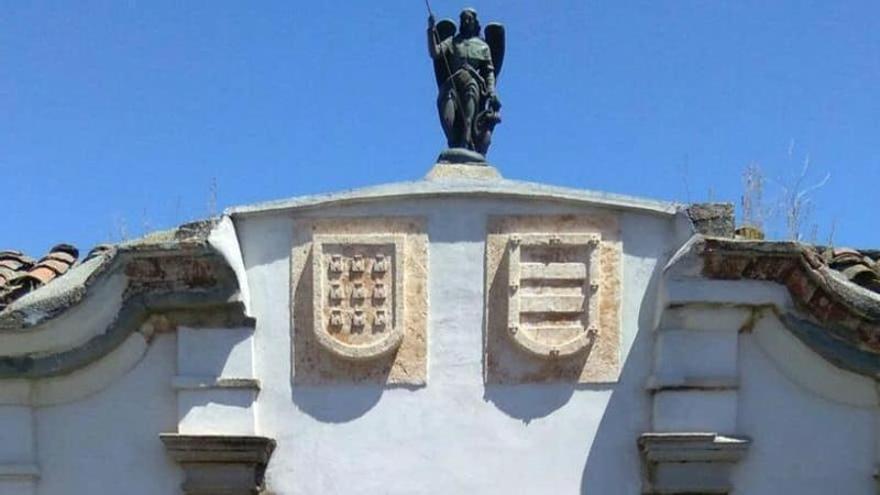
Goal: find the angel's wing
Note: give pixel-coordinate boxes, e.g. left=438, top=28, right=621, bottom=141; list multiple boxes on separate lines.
left=484, top=22, right=505, bottom=79
left=432, top=19, right=457, bottom=88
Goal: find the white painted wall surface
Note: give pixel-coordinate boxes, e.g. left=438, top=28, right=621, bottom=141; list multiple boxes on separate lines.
left=732, top=321, right=877, bottom=494
left=237, top=197, right=678, bottom=494
left=176, top=327, right=258, bottom=435
left=34, top=334, right=181, bottom=495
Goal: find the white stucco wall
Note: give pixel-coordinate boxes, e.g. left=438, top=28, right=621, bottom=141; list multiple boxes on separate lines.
left=33, top=334, right=181, bottom=495
left=732, top=318, right=877, bottom=494
left=236, top=197, right=678, bottom=494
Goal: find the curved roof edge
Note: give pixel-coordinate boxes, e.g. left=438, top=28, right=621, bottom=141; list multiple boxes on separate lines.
left=0, top=220, right=251, bottom=379
left=697, top=237, right=880, bottom=327
left=0, top=220, right=223, bottom=330
left=225, top=176, right=683, bottom=218
left=668, top=235, right=880, bottom=378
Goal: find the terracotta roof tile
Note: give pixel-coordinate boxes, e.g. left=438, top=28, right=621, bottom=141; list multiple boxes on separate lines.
left=0, top=251, right=35, bottom=289
left=823, top=247, right=880, bottom=293
left=0, top=244, right=79, bottom=310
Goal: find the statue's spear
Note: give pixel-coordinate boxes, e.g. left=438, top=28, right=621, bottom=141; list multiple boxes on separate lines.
left=425, top=0, right=463, bottom=116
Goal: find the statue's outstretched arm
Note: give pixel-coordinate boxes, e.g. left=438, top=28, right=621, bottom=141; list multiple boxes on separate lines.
left=427, top=17, right=440, bottom=59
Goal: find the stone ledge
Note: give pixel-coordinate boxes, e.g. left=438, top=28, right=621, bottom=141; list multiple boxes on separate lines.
left=171, top=376, right=261, bottom=391
left=646, top=376, right=739, bottom=392
left=0, top=463, right=40, bottom=481
left=638, top=432, right=750, bottom=494
left=639, top=432, right=749, bottom=462
left=160, top=434, right=276, bottom=495
left=160, top=434, right=275, bottom=464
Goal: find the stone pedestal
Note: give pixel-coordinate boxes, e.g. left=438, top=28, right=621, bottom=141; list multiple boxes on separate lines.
left=160, top=434, right=276, bottom=495
left=425, top=162, right=501, bottom=180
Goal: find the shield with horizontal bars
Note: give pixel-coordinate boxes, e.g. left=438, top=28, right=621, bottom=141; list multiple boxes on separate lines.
left=506, top=233, right=601, bottom=358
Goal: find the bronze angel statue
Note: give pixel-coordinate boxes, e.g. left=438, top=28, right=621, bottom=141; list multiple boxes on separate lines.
left=427, top=8, right=505, bottom=160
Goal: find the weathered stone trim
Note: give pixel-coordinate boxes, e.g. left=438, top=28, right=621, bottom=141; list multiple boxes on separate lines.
left=160, top=434, right=275, bottom=495
left=0, top=220, right=250, bottom=379
left=699, top=237, right=880, bottom=354
left=655, top=297, right=880, bottom=404
left=0, top=220, right=221, bottom=330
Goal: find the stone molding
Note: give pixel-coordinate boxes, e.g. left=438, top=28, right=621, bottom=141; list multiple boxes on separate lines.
left=638, top=432, right=749, bottom=494
left=0, top=220, right=230, bottom=331
left=0, top=300, right=249, bottom=382
left=0, top=220, right=249, bottom=380
left=664, top=249, right=880, bottom=404
left=160, top=434, right=275, bottom=495
left=0, top=221, right=252, bottom=409
left=693, top=236, right=880, bottom=378
left=701, top=237, right=880, bottom=337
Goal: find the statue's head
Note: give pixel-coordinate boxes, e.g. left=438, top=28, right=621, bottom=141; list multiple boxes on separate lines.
left=459, top=8, right=480, bottom=37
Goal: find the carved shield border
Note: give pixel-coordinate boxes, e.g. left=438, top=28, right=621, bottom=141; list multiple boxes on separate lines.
left=506, top=233, right=601, bottom=358
left=311, top=234, right=406, bottom=361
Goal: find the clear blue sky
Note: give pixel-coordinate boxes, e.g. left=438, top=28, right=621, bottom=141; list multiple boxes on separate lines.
left=3, top=1, right=878, bottom=256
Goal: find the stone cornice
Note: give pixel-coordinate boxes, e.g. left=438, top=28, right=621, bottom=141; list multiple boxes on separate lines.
left=675, top=236, right=880, bottom=378
left=226, top=176, right=682, bottom=218
left=0, top=220, right=250, bottom=379
left=699, top=237, right=880, bottom=350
